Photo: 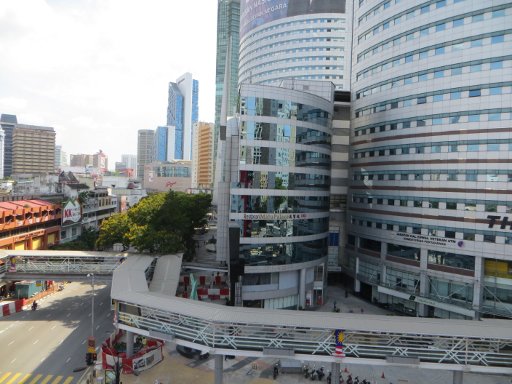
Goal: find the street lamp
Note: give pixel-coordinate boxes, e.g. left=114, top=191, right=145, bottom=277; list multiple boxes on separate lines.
left=86, top=273, right=96, bottom=365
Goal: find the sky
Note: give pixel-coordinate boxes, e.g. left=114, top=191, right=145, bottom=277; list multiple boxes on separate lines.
left=0, top=0, right=218, bottom=169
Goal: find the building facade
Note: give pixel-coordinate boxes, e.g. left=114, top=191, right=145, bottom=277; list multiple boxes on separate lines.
left=0, top=114, right=16, bottom=177
left=155, top=126, right=176, bottom=162
left=12, top=124, right=56, bottom=175
left=214, top=0, right=241, bottom=171
left=143, top=161, right=192, bottom=193
left=349, top=0, right=512, bottom=319
left=121, top=154, right=137, bottom=177
left=192, top=122, right=214, bottom=189
left=167, top=73, right=199, bottom=161
left=55, top=145, right=68, bottom=170
left=137, top=129, right=155, bottom=185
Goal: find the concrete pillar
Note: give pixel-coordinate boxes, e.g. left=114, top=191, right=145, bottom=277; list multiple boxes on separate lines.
left=214, top=354, right=223, bottom=384
left=331, top=362, right=340, bottom=384
left=125, top=331, right=134, bottom=358
left=299, top=268, right=306, bottom=309
left=354, top=256, right=361, bottom=293
left=453, top=370, right=463, bottom=384
left=472, top=256, right=484, bottom=320
left=418, top=248, right=429, bottom=317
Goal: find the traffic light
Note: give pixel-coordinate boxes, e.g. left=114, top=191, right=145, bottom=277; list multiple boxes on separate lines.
left=86, top=353, right=94, bottom=365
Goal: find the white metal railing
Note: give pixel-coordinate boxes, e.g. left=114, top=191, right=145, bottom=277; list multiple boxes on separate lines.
left=114, top=300, right=512, bottom=373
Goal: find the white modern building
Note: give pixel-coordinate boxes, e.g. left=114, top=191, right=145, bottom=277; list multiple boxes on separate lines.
left=348, top=0, right=512, bottom=319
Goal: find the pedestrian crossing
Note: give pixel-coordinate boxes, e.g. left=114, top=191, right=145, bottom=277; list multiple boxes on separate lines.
left=0, top=372, right=74, bottom=384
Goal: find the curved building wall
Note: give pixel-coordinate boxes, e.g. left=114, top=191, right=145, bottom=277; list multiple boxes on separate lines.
left=232, top=82, right=333, bottom=308
left=350, top=0, right=512, bottom=319
left=239, top=1, right=349, bottom=90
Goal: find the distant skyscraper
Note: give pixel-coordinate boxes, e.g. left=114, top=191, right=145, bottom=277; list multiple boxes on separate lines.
left=214, top=0, right=240, bottom=167
left=121, top=154, right=137, bottom=177
left=137, top=129, right=155, bottom=184
left=12, top=123, right=56, bottom=174
left=0, top=114, right=17, bottom=177
left=191, top=122, right=214, bottom=189
left=93, top=150, right=108, bottom=174
left=167, top=73, right=198, bottom=161
left=70, top=154, right=94, bottom=167
left=154, top=126, right=176, bottom=161
left=55, top=145, right=68, bottom=170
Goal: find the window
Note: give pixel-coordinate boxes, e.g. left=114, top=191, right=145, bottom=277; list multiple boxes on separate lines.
left=471, top=39, right=483, bottom=47
left=489, top=113, right=501, bottom=121
left=416, top=146, right=424, bottom=154
left=492, top=10, right=505, bottom=18
left=470, top=64, right=482, bottom=72
left=432, top=145, right=441, bottom=152
left=445, top=231, right=456, bottom=239
left=432, top=118, right=443, bottom=125
left=491, top=35, right=505, bottom=44
left=420, top=28, right=429, bottom=36
left=487, top=143, right=500, bottom=151
left=469, top=89, right=481, bottom=97
left=489, top=87, right=501, bottom=95
left=402, top=121, right=411, bottom=128
left=483, top=234, right=496, bottom=243
left=472, top=14, right=484, bottom=22
left=417, top=96, right=426, bottom=104
left=383, top=21, right=390, bottom=29
left=436, top=0, right=446, bottom=8
left=446, top=202, right=457, bottom=209
left=436, top=23, right=445, bottom=32
left=417, top=119, right=426, bottom=127
left=406, top=11, right=414, bottom=20
left=377, top=198, right=383, bottom=204
left=404, top=77, right=413, bottom=84
left=389, top=174, right=396, bottom=180
left=451, top=67, right=462, bottom=75
left=463, top=233, right=475, bottom=241
left=453, top=18, right=464, bottom=27
left=418, top=73, right=428, bottom=81
left=414, top=200, right=422, bottom=207
left=405, top=55, right=413, bottom=63
left=466, top=174, right=477, bottom=181
left=468, top=115, right=480, bottom=122
left=402, top=147, right=410, bottom=154
left=435, top=47, right=444, bottom=55
left=467, top=143, right=479, bottom=151
left=383, top=1, right=390, bottom=9
left=450, top=91, right=461, bottom=100
left=388, top=199, right=395, bottom=206
left=449, top=144, right=458, bottom=152
left=420, top=5, right=429, bottom=14
left=450, top=116, right=460, bottom=124
left=491, top=61, right=503, bottom=70
left=401, top=174, right=408, bottom=180
left=390, top=101, right=398, bottom=109
left=430, top=201, right=439, bottom=208
left=434, top=70, right=444, bottom=78
left=485, top=203, right=497, bottom=212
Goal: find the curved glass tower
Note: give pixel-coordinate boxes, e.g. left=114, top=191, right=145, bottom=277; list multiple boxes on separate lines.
left=349, top=0, right=512, bottom=319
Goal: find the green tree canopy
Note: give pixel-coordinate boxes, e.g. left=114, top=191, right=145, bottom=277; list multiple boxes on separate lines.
left=96, top=191, right=211, bottom=259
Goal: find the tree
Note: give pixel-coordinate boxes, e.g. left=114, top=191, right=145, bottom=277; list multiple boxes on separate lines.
left=96, top=211, right=131, bottom=251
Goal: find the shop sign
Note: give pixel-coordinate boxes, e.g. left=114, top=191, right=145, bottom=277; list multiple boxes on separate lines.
left=394, top=232, right=463, bottom=248
left=243, top=212, right=307, bottom=220
left=62, top=199, right=81, bottom=224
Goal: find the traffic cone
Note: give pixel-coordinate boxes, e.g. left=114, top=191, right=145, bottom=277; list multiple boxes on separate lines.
left=381, top=372, right=385, bottom=379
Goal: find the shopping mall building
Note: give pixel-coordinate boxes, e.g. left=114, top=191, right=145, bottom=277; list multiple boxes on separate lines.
left=348, top=0, right=512, bottom=319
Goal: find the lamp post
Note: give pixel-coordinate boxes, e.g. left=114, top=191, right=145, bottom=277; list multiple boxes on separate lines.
left=86, top=273, right=96, bottom=365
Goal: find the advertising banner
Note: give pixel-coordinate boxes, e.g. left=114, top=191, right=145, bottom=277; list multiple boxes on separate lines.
left=241, top=0, right=346, bottom=38
left=62, top=199, right=81, bottom=225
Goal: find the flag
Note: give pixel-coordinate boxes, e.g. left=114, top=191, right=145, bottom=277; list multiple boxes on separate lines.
left=333, top=329, right=345, bottom=357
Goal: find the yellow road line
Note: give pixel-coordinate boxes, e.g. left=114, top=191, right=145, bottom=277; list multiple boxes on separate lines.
left=51, top=376, right=63, bottom=384
left=28, top=374, right=42, bottom=384
left=0, top=372, right=12, bottom=384
left=18, top=374, right=32, bottom=384
left=6, top=373, right=21, bottom=384
left=40, top=375, right=53, bottom=384
left=61, top=378, right=74, bottom=384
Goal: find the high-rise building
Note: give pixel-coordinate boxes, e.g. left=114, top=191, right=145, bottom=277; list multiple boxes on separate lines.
left=55, top=145, right=68, bottom=170
left=12, top=124, right=56, bottom=175
left=167, top=73, right=199, bottom=161
left=215, top=1, right=350, bottom=309
left=121, top=154, right=137, bottom=176
left=92, top=150, right=108, bottom=174
left=348, top=0, right=512, bottom=319
left=0, top=114, right=17, bottom=177
left=137, top=129, right=155, bottom=184
left=214, top=0, right=240, bottom=170
left=154, top=126, right=176, bottom=162
left=70, top=154, right=94, bottom=168
left=191, top=122, right=214, bottom=189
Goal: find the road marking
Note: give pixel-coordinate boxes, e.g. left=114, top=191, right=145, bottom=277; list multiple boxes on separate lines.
left=62, top=377, right=74, bottom=384
left=99, top=302, right=103, bottom=306
left=33, top=339, right=39, bottom=345
left=8, top=340, right=14, bottom=346
left=96, top=325, right=100, bottom=330
left=6, top=373, right=21, bottom=384
left=81, top=339, right=86, bottom=345
left=18, top=374, right=31, bottom=384
left=66, top=357, right=71, bottom=363
left=40, top=375, right=53, bottom=384
left=10, top=358, right=16, bottom=364
left=0, top=373, right=11, bottom=384
left=51, top=376, right=63, bottom=384
left=51, top=325, right=57, bottom=330
left=28, top=374, right=42, bottom=384
left=66, top=313, right=71, bottom=318
left=28, top=326, right=34, bottom=331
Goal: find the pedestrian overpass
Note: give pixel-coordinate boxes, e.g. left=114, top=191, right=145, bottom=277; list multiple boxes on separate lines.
left=1, top=251, right=511, bottom=383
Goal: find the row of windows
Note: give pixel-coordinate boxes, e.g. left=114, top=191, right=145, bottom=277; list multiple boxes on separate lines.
left=350, top=217, right=512, bottom=244
left=353, top=140, right=512, bottom=159
left=355, top=85, right=510, bottom=118
left=351, top=195, right=512, bottom=213
left=357, top=0, right=460, bottom=25
left=357, top=5, right=508, bottom=60
left=355, top=31, right=508, bottom=81
left=353, top=172, right=512, bottom=183
left=153, top=166, right=190, bottom=177
left=354, top=108, right=512, bottom=136
left=355, top=58, right=508, bottom=100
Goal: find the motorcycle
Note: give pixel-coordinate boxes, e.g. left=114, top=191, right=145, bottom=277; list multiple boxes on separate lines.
left=317, top=366, right=325, bottom=380
left=310, top=366, right=318, bottom=381
left=31, top=301, right=38, bottom=311
left=272, top=361, right=280, bottom=379
left=303, top=364, right=311, bottom=379
left=327, top=371, right=332, bottom=384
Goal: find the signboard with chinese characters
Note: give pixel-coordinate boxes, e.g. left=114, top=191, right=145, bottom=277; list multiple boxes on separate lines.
left=392, top=232, right=463, bottom=249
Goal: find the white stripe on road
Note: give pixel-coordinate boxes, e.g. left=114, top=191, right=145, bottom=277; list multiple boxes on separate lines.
left=11, top=358, right=16, bottom=364
left=8, top=340, right=14, bottom=346
left=28, top=326, right=34, bottom=331
left=33, top=339, right=39, bottom=345
left=51, top=325, right=57, bottom=330
left=66, top=313, right=71, bottom=317
left=66, top=357, right=71, bottom=363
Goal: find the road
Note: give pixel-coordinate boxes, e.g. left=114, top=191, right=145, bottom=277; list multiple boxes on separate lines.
left=0, top=281, right=115, bottom=384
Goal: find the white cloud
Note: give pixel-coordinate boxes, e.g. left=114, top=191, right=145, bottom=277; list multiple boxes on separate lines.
left=0, top=0, right=218, bottom=168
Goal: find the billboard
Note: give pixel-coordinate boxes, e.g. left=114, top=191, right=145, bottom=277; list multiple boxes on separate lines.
left=241, top=0, right=346, bottom=38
